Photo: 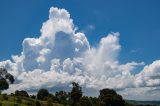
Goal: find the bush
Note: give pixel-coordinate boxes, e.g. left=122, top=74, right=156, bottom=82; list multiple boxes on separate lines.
left=15, top=90, right=29, bottom=97
left=2, top=94, right=8, bottom=100
left=30, top=95, right=36, bottom=99
left=10, top=93, right=14, bottom=96
left=99, top=88, right=125, bottom=106
left=14, top=104, right=19, bottom=106
left=47, top=98, right=53, bottom=106
left=37, top=88, right=49, bottom=100
left=55, top=90, right=69, bottom=104
left=79, top=96, right=92, bottom=106
left=16, top=98, right=22, bottom=104
left=35, top=100, right=41, bottom=106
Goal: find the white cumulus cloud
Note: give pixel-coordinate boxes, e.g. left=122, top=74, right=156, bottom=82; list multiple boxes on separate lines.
left=0, top=7, right=160, bottom=100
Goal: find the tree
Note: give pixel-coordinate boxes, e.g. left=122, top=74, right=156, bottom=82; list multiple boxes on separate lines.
left=89, top=97, right=102, bottom=106
left=79, top=96, right=92, bottom=106
left=30, top=95, right=36, bottom=99
left=2, top=94, right=8, bottom=100
left=47, top=97, right=53, bottom=106
left=15, top=90, right=29, bottom=97
left=55, top=91, right=68, bottom=101
left=70, top=82, right=82, bottom=106
left=37, top=88, right=49, bottom=100
left=0, top=78, right=9, bottom=91
left=0, top=68, right=14, bottom=92
left=99, top=88, right=125, bottom=106
left=35, top=100, right=41, bottom=106
left=55, top=90, right=69, bottom=104
left=5, top=73, right=14, bottom=84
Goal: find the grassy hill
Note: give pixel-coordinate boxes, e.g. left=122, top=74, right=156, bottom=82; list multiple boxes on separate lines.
left=0, top=82, right=159, bottom=106
left=0, top=95, right=64, bottom=106
left=0, top=94, right=159, bottom=106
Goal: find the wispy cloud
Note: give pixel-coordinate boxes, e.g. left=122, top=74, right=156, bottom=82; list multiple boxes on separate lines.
left=81, top=24, right=95, bottom=33
left=86, top=24, right=95, bottom=30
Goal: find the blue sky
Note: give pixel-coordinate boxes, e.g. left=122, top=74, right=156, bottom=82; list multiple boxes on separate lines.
left=1, top=0, right=160, bottom=64
left=1, top=0, right=160, bottom=100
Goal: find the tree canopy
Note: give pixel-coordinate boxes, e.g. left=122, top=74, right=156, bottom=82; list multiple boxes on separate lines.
left=70, top=82, right=82, bottom=106
left=15, top=90, right=29, bottom=97
left=37, top=88, right=49, bottom=100
left=0, top=68, right=14, bottom=92
left=0, top=78, right=9, bottom=91
left=99, top=88, right=125, bottom=106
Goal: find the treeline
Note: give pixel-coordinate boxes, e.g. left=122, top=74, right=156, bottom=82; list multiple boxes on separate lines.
left=0, top=82, right=156, bottom=106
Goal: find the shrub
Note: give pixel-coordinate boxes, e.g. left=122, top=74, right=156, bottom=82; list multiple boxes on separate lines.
left=35, top=100, right=41, bottom=106
left=2, top=94, right=8, bottom=100
left=15, top=90, right=29, bottom=97
left=37, top=88, right=49, bottom=100
left=16, top=98, right=22, bottom=104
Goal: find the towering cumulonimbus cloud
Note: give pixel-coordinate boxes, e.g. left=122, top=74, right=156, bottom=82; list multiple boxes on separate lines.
left=0, top=7, right=160, bottom=100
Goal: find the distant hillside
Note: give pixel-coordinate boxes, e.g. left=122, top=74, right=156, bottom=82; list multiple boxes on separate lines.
left=126, top=100, right=160, bottom=106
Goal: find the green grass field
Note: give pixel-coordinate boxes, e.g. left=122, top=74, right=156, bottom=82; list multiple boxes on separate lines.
left=0, top=95, right=64, bottom=106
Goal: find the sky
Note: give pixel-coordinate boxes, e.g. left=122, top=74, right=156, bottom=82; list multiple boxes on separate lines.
left=0, top=0, right=160, bottom=100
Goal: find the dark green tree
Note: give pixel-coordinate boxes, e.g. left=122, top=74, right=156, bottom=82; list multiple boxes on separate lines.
left=37, top=88, right=49, bottom=100
left=15, top=90, right=29, bottom=97
left=55, top=91, right=68, bottom=102
left=35, top=100, right=41, bottom=106
left=55, top=90, right=69, bottom=104
left=0, top=78, right=9, bottom=91
left=70, top=82, right=82, bottom=106
left=47, top=97, right=53, bottom=106
left=2, top=94, right=8, bottom=100
left=5, top=73, right=14, bottom=84
left=79, top=96, right=92, bottom=106
left=30, top=95, right=36, bottom=99
left=0, top=68, right=14, bottom=92
left=99, top=88, right=125, bottom=106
